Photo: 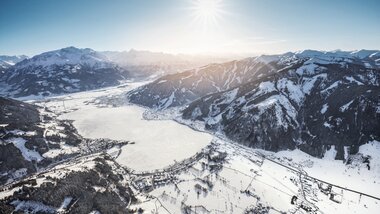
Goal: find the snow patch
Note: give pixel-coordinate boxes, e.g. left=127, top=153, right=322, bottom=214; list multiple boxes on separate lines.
left=340, top=100, right=354, bottom=112
left=11, top=200, right=56, bottom=213
left=6, top=138, right=43, bottom=162
left=277, top=78, right=304, bottom=105
left=257, top=81, right=276, bottom=94
left=323, top=122, right=333, bottom=129
left=320, top=104, right=328, bottom=114
left=323, top=145, right=337, bottom=160
left=221, top=88, right=239, bottom=103
left=321, top=81, right=341, bottom=94
left=301, top=73, right=327, bottom=94
left=345, top=76, right=364, bottom=85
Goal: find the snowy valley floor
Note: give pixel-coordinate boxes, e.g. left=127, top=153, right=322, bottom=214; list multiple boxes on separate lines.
left=1, top=81, right=379, bottom=213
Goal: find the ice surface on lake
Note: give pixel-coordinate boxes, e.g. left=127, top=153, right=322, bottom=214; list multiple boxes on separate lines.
left=63, top=105, right=212, bottom=171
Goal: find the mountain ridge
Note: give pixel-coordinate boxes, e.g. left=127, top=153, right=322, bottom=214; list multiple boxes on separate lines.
left=128, top=49, right=380, bottom=159
left=0, top=47, right=129, bottom=98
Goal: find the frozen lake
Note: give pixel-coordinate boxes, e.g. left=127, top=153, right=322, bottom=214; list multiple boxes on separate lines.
left=62, top=105, right=212, bottom=171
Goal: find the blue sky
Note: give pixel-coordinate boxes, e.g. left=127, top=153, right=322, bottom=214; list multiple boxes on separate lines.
left=1, top=0, right=379, bottom=56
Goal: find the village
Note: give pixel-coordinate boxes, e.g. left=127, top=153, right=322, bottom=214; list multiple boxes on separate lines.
left=1, top=136, right=379, bottom=214
left=128, top=145, right=228, bottom=193
left=116, top=142, right=373, bottom=214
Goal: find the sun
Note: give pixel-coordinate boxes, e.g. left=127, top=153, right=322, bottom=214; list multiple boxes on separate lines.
left=191, top=0, right=224, bottom=26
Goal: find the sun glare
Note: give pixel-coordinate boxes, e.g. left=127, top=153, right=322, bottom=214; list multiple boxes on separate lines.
left=191, top=0, right=224, bottom=26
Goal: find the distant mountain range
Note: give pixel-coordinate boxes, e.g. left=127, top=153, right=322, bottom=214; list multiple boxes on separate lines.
left=1, top=47, right=379, bottom=159
left=0, top=48, right=379, bottom=213
left=0, top=47, right=231, bottom=98
left=128, top=49, right=380, bottom=159
left=0, top=47, right=129, bottom=98
left=0, top=55, right=28, bottom=72
left=102, top=49, right=232, bottom=78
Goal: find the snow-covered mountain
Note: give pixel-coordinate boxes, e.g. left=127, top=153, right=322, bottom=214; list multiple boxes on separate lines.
left=0, top=96, right=131, bottom=212
left=0, top=47, right=129, bottom=98
left=1, top=75, right=379, bottom=213
left=0, top=96, right=126, bottom=185
left=127, top=57, right=278, bottom=108
left=0, top=55, right=28, bottom=72
left=128, top=50, right=380, bottom=158
left=0, top=47, right=234, bottom=98
left=128, top=50, right=380, bottom=108
left=0, top=97, right=77, bottom=184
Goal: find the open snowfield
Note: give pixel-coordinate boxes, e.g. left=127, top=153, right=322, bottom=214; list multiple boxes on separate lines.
left=132, top=139, right=380, bottom=214
left=270, top=141, right=380, bottom=198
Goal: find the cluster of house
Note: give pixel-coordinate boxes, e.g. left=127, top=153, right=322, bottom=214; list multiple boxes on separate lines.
left=290, top=196, right=315, bottom=212
left=182, top=204, right=210, bottom=214
left=290, top=180, right=344, bottom=212
left=201, top=149, right=227, bottom=172
left=131, top=147, right=228, bottom=193
left=319, top=183, right=343, bottom=203
left=132, top=173, right=174, bottom=192
left=207, top=150, right=227, bottom=162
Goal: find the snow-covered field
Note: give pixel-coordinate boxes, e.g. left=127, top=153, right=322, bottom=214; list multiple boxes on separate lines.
left=132, top=139, right=380, bottom=214
left=271, top=143, right=380, bottom=198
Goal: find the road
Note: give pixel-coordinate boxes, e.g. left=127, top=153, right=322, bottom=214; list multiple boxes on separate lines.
left=256, top=152, right=380, bottom=201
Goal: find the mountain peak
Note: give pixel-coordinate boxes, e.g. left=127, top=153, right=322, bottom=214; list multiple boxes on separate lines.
left=14, top=47, right=110, bottom=69
left=59, top=46, right=95, bottom=54
left=293, top=49, right=379, bottom=59
left=0, top=55, right=28, bottom=69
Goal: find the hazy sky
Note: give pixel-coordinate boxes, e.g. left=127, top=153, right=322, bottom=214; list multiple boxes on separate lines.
left=1, top=0, right=379, bottom=56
